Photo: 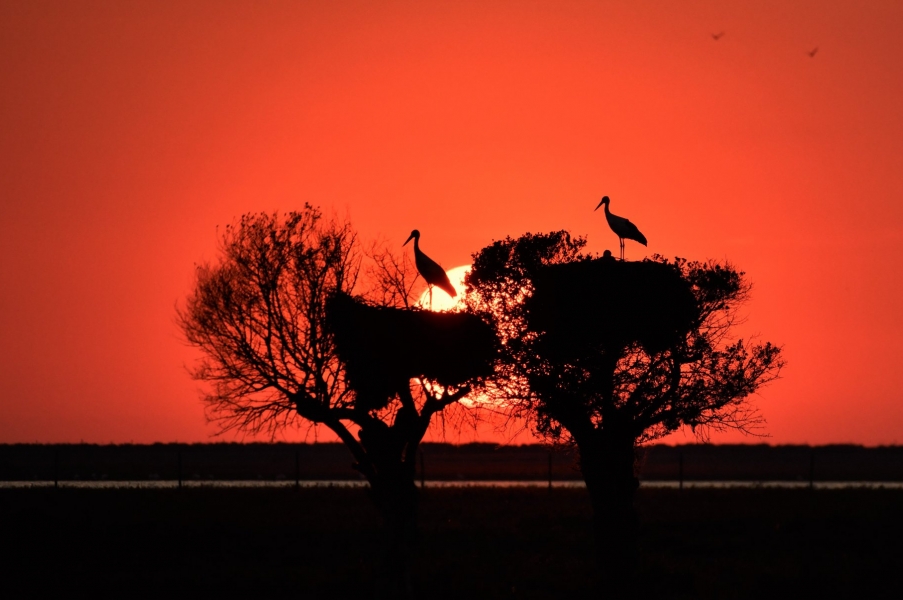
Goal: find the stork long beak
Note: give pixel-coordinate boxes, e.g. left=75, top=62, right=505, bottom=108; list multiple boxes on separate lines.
left=403, top=233, right=415, bottom=246
left=594, top=199, right=604, bottom=211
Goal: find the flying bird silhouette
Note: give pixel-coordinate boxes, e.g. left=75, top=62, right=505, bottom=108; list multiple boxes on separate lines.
left=711, top=31, right=725, bottom=41
left=808, top=47, right=818, bottom=58
left=594, top=196, right=647, bottom=261
left=403, top=229, right=457, bottom=308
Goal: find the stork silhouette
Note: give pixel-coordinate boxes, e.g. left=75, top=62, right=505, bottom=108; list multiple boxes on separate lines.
left=594, top=196, right=647, bottom=261
left=404, top=229, right=457, bottom=309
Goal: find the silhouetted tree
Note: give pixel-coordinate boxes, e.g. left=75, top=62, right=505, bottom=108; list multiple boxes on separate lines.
left=466, top=231, right=784, bottom=589
left=177, top=207, right=494, bottom=598
left=325, top=292, right=495, bottom=596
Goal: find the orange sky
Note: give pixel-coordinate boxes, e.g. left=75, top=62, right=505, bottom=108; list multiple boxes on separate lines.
left=2, top=0, right=902, bottom=445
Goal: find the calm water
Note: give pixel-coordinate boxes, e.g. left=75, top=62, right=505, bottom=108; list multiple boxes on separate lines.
left=2, top=480, right=903, bottom=489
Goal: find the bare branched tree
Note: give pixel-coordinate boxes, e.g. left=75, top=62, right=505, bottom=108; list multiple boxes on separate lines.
left=177, top=207, right=494, bottom=598
left=364, top=239, right=421, bottom=309
left=178, top=207, right=360, bottom=437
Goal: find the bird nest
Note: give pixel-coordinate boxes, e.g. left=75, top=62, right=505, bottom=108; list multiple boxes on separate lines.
left=525, top=258, right=696, bottom=359
left=325, top=293, right=497, bottom=411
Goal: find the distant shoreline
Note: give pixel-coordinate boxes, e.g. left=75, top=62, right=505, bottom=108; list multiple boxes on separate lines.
left=3, top=442, right=902, bottom=482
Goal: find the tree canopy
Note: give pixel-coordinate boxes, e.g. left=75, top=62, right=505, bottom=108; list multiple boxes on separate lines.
left=177, top=208, right=360, bottom=435
left=466, top=231, right=783, bottom=444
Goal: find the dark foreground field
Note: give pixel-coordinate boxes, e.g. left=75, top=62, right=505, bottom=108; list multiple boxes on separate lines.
left=2, top=487, right=901, bottom=599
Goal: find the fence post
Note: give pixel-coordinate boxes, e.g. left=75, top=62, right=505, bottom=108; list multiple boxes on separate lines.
left=419, top=449, right=425, bottom=489
left=678, top=451, right=683, bottom=491
left=548, top=450, right=553, bottom=491
left=295, top=449, right=300, bottom=489
left=178, top=450, right=182, bottom=489
left=54, top=447, right=59, bottom=489
left=809, top=451, right=815, bottom=490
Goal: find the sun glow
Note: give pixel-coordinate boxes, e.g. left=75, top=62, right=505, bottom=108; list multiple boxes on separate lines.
left=415, top=264, right=493, bottom=411
left=416, top=265, right=470, bottom=311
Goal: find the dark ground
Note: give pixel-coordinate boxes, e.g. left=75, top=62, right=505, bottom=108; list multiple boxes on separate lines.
left=2, top=487, right=901, bottom=599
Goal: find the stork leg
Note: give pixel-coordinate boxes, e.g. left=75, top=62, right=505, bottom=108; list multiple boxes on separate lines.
left=619, top=238, right=625, bottom=261
left=428, top=285, right=433, bottom=310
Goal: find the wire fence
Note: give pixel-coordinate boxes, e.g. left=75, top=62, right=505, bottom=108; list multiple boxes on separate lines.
left=3, top=443, right=903, bottom=487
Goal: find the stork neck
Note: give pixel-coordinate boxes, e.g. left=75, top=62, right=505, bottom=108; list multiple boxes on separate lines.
left=603, top=202, right=611, bottom=217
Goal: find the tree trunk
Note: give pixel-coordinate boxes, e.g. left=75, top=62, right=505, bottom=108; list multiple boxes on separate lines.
left=342, top=398, right=432, bottom=599
left=576, top=428, right=640, bottom=594
left=369, top=473, right=419, bottom=599
left=357, top=427, right=421, bottom=600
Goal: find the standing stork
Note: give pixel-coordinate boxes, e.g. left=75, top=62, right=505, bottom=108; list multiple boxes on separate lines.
left=594, top=196, right=647, bottom=260
left=404, top=229, right=457, bottom=308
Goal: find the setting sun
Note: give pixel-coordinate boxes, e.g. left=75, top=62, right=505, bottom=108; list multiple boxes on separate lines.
left=416, top=265, right=470, bottom=312
left=3, top=0, right=903, bottom=447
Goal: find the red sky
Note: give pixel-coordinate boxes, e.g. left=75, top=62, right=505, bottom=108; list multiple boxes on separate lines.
left=2, top=0, right=902, bottom=445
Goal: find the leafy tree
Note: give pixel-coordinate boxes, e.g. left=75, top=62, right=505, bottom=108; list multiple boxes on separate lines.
left=177, top=206, right=491, bottom=598
left=466, top=231, right=784, bottom=585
